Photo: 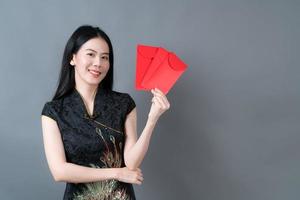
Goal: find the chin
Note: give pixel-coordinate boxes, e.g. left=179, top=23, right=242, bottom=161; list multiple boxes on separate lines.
left=85, top=79, right=100, bottom=86
left=86, top=75, right=106, bottom=86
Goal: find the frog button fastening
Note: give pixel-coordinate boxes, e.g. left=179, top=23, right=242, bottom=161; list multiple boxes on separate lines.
left=96, top=127, right=102, bottom=136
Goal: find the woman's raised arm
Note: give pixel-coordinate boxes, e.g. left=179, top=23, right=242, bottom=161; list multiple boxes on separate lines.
left=123, top=88, right=170, bottom=170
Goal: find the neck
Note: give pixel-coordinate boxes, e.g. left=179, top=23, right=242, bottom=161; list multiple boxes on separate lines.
left=75, top=83, right=98, bottom=103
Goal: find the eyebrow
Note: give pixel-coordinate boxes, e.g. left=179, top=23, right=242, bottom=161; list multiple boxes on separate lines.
left=85, top=48, right=109, bottom=55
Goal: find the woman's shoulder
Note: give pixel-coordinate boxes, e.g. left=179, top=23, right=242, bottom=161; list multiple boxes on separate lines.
left=41, top=98, right=64, bottom=121
left=110, top=89, right=126, bottom=96
left=109, top=90, right=136, bottom=115
left=109, top=89, right=134, bottom=100
left=43, top=98, right=63, bottom=109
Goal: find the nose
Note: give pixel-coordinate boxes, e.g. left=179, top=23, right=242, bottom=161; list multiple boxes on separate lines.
left=93, top=58, right=101, bottom=67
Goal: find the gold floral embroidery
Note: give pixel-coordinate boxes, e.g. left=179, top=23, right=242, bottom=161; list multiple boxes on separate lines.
left=73, top=127, right=131, bottom=200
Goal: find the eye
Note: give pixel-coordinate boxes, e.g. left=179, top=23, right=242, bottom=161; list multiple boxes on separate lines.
left=87, top=53, right=94, bottom=57
left=101, top=56, right=109, bottom=60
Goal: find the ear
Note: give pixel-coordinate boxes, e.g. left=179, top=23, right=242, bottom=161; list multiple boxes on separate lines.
left=70, top=54, right=75, bottom=66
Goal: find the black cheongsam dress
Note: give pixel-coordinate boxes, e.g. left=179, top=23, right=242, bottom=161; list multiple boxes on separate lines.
left=41, top=85, right=136, bottom=200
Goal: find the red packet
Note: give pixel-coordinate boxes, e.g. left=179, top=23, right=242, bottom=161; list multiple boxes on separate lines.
left=135, top=44, right=158, bottom=90
left=135, top=44, right=187, bottom=94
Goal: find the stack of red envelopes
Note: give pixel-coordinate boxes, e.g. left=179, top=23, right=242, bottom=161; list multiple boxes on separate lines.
left=135, top=44, right=188, bottom=94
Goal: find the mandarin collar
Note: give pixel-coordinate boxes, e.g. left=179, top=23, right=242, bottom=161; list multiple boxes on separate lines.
left=71, top=84, right=106, bottom=119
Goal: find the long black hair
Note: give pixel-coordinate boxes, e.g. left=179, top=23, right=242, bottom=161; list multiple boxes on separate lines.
left=52, top=25, right=114, bottom=100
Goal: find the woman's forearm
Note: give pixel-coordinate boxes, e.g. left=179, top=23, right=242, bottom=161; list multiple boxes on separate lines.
left=125, top=117, right=158, bottom=170
left=53, top=162, right=119, bottom=183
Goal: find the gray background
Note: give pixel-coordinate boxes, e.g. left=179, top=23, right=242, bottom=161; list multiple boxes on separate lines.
left=0, top=0, right=299, bottom=199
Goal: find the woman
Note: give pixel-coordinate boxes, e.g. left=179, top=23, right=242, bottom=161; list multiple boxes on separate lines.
left=41, top=25, right=170, bottom=200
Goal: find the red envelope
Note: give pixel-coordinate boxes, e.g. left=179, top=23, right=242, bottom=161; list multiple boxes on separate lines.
left=135, top=44, right=187, bottom=94
left=135, top=44, right=158, bottom=90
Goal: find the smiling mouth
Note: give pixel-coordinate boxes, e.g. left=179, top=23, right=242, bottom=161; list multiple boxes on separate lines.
left=88, top=69, right=101, bottom=76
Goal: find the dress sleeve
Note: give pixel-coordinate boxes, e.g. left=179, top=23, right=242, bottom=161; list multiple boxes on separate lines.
left=41, top=102, right=58, bottom=121
left=125, top=93, right=136, bottom=115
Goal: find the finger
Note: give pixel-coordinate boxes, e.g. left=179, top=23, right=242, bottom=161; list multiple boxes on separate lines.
left=136, top=168, right=142, bottom=172
left=153, top=88, right=169, bottom=106
left=154, top=88, right=164, bottom=94
left=137, top=175, right=144, bottom=181
left=153, top=96, right=163, bottom=108
left=138, top=176, right=144, bottom=182
left=136, top=180, right=142, bottom=185
left=154, top=96, right=166, bottom=109
left=136, top=172, right=143, bottom=178
left=138, top=172, right=143, bottom=177
left=154, top=88, right=167, bottom=98
left=155, top=94, right=170, bottom=108
left=151, top=89, right=157, bottom=95
left=151, top=97, right=156, bottom=104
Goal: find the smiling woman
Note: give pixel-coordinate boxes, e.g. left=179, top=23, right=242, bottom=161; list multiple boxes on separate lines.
left=41, top=25, right=170, bottom=200
left=70, top=38, right=110, bottom=86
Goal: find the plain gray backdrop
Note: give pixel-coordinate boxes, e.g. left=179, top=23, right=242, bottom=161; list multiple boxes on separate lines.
left=0, top=0, right=299, bottom=199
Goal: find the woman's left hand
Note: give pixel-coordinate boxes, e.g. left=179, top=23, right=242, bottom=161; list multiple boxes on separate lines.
left=148, top=88, right=170, bottom=122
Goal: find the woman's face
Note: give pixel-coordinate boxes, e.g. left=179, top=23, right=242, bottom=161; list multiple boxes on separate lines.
left=71, top=37, right=110, bottom=87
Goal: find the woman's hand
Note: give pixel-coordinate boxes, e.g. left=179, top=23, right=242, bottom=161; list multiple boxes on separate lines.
left=116, top=167, right=144, bottom=185
left=148, top=88, right=171, bottom=122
